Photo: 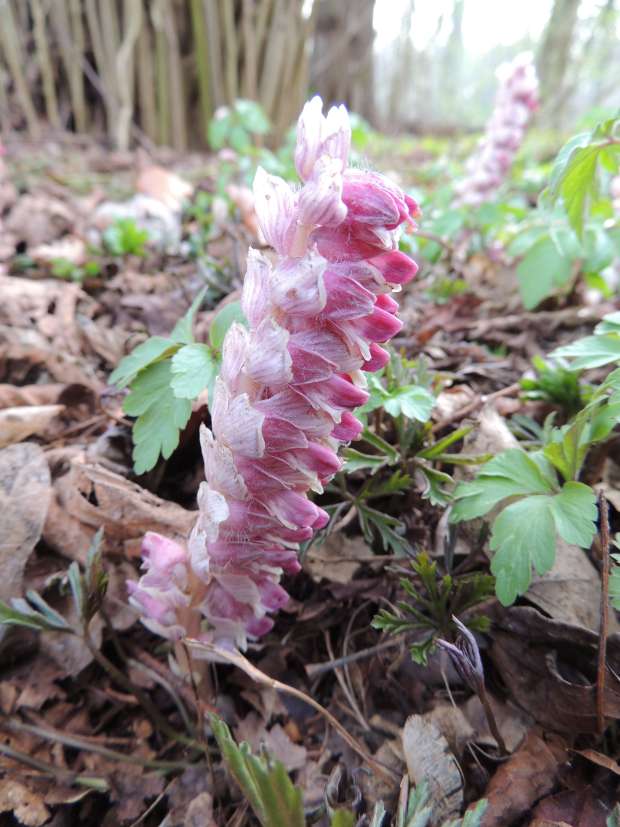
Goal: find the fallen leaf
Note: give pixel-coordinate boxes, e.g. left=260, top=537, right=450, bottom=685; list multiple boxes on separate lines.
left=0, top=779, right=50, bottom=827
left=476, top=732, right=567, bottom=826
left=531, top=787, right=611, bottom=827
left=489, top=606, right=620, bottom=733
left=402, top=713, right=462, bottom=821
left=184, top=792, right=217, bottom=827
left=6, top=193, right=74, bottom=247
left=463, top=694, right=532, bottom=753
left=574, top=749, right=620, bottom=776
left=304, top=534, right=372, bottom=584
left=0, top=405, right=64, bottom=448
left=528, top=537, right=617, bottom=634
left=136, top=164, right=193, bottom=211
left=426, top=702, right=475, bottom=757
left=43, top=452, right=195, bottom=561
left=235, top=712, right=307, bottom=772
left=0, top=442, right=51, bottom=612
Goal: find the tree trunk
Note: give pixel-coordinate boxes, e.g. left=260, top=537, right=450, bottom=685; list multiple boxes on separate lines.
left=536, top=0, right=581, bottom=124
left=310, top=0, right=376, bottom=122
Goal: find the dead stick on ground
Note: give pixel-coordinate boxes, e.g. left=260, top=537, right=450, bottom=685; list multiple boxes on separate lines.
left=186, top=638, right=399, bottom=783
left=597, top=490, right=610, bottom=735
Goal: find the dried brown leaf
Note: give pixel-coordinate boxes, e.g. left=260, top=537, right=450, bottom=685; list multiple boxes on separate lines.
left=0, top=442, right=51, bottom=608
left=477, top=732, right=567, bottom=826
left=402, top=714, right=462, bottom=821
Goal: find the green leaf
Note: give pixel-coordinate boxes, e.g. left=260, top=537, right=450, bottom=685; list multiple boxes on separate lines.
left=170, top=343, right=218, bottom=400
left=610, top=557, right=620, bottom=611
left=343, top=448, right=392, bottom=473
left=125, top=361, right=192, bottom=473
left=451, top=448, right=556, bottom=522
left=235, top=99, right=271, bottom=134
left=559, top=144, right=601, bottom=238
left=170, top=287, right=207, bottom=345
left=208, top=110, right=231, bottom=150
left=549, top=482, right=597, bottom=547
left=516, top=235, right=574, bottom=310
left=0, top=599, right=69, bottom=632
left=330, top=811, right=356, bottom=827
left=383, top=385, right=435, bottom=422
left=478, top=449, right=556, bottom=491
left=210, top=715, right=305, bottom=827
left=209, top=301, right=248, bottom=352
left=552, top=333, right=620, bottom=370
left=109, top=337, right=178, bottom=388
left=490, top=496, right=556, bottom=606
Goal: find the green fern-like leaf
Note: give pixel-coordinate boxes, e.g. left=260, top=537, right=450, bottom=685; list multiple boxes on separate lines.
left=210, top=715, right=305, bottom=827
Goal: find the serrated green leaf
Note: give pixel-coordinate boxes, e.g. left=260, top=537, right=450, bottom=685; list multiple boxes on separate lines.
left=208, top=111, right=230, bottom=150
left=170, top=343, right=218, bottom=399
left=125, top=361, right=192, bottom=473
left=109, top=336, right=178, bottom=388
left=343, top=448, right=391, bottom=473
left=559, top=144, right=601, bottom=238
left=383, top=385, right=435, bottom=422
left=170, top=287, right=207, bottom=345
left=209, top=301, right=248, bottom=351
left=490, top=496, right=556, bottom=605
left=123, top=360, right=174, bottom=417
left=552, top=333, right=620, bottom=370
left=596, top=311, right=620, bottom=334
left=549, top=482, right=597, bottom=547
left=451, top=448, right=556, bottom=522
left=516, top=235, right=574, bottom=310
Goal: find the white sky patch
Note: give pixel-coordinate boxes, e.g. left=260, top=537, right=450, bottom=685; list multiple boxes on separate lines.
left=374, top=0, right=552, bottom=52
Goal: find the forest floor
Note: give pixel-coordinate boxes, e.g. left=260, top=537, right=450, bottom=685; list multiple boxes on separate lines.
left=0, top=135, right=619, bottom=827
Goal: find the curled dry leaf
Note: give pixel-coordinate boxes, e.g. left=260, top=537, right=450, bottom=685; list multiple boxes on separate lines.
left=531, top=787, right=613, bottom=827
left=43, top=452, right=195, bottom=561
left=0, top=779, right=50, bottom=827
left=0, top=442, right=51, bottom=608
left=0, top=405, right=64, bottom=448
left=476, top=732, right=567, bottom=827
left=463, top=694, right=533, bottom=753
left=402, top=713, right=463, bottom=821
left=304, top=534, right=372, bottom=584
left=489, top=606, right=620, bottom=733
left=235, top=711, right=307, bottom=771
left=136, top=164, right=193, bottom=212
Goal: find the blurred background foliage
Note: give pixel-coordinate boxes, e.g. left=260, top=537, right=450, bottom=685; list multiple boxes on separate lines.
left=1, top=0, right=619, bottom=152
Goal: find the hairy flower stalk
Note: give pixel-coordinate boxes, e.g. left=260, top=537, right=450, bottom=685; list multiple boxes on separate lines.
left=128, top=97, right=419, bottom=650
left=454, top=53, right=539, bottom=207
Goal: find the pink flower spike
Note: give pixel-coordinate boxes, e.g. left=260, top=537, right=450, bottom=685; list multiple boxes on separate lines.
left=133, top=95, right=418, bottom=653
left=363, top=343, right=390, bottom=372
left=371, top=251, right=418, bottom=285
left=295, top=96, right=350, bottom=181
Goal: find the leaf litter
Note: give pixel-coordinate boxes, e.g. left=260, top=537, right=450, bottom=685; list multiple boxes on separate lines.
left=0, top=135, right=619, bottom=826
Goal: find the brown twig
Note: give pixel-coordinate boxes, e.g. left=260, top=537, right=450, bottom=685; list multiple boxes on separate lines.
left=431, top=382, right=521, bottom=433
left=186, top=638, right=400, bottom=783
left=597, top=490, right=611, bottom=735
left=478, top=685, right=508, bottom=757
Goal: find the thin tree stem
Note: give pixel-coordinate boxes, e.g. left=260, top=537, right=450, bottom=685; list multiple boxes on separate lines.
left=597, top=490, right=610, bottom=734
